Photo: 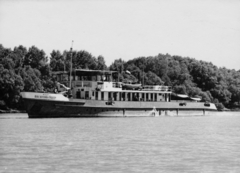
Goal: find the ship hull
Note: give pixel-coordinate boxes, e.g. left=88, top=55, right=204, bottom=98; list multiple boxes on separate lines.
left=21, top=92, right=217, bottom=118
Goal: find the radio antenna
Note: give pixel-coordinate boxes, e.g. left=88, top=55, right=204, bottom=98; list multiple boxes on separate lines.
left=69, top=40, right=74, bottom=90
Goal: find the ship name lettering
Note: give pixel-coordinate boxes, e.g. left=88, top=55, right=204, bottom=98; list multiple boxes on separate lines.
left=34, top=95, right=56, bottom=99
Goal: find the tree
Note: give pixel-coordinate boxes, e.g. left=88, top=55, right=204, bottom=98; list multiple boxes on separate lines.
left=96, top=55, right=107, bottom=70
left=13, top=45, right=27, bottom=68
left=145, top=71, right=164, bottom=85
left=50, top=50, right=65, bottom=71
left=1, top=43, right=240, bottom=110
left=109, top=58, right=125, bottom=82
left=24, top=46, right=47, bottom=70
left=0, top=65, right=24, bottom=108
left=73, top=50, right=98, bottom=70
left=19, top=66, right=42, bottom=92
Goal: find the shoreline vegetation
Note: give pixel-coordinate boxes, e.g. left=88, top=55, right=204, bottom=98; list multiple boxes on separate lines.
left=0, top=44, right=240, bottom=112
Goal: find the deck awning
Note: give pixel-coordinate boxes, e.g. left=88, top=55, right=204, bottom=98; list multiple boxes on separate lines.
left=190, top=97, right=201, bottom=101
left=75, top=69, right=117, bottom=76
left=172, top=93, right=202, bottom=101
left=52, top=69, right=118, bottom=76
left=174, top=94, right=189, bottom=98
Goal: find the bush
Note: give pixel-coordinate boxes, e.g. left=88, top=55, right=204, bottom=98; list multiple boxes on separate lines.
left=0, top=100, right=8, bottom=110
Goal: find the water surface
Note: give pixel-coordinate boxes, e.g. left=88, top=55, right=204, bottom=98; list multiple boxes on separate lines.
left=0, top=113, right=240, bottom=173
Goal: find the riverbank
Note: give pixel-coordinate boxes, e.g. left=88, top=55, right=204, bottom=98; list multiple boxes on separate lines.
left=0, top=109, right=26, bottom=113
left=228, top=107, right=240, bottom=112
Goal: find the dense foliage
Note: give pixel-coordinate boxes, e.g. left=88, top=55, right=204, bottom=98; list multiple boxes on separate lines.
left=109, top=54, right=240, bottom=110
left=0, top=44, right=240, bottom=111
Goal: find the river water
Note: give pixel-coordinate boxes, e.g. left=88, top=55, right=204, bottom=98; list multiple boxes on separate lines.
left=0, top=112, right=240, bottom=173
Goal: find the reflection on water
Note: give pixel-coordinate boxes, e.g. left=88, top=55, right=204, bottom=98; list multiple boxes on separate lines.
left=0, top=112, right=240, bottom=173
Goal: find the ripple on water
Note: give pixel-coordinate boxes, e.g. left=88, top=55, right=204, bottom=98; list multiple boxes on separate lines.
left=0, top=113, right=240, bottom=172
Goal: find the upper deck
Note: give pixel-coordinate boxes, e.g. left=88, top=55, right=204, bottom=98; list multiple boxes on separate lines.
left=52, top=69, right=172, bottom=93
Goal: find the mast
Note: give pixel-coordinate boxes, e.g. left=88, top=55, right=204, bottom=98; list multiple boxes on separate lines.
left=117, top=65, right=119, bottom=82
left=69, top=40, right=74, bottom=89
left=63, top=52, right=66, bottom=72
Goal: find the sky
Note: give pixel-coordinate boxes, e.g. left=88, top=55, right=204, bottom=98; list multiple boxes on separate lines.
left=0, top=0, right=240, bottom=70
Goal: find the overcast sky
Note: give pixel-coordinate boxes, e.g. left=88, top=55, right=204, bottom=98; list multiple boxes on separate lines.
left=1, top=0, right=240, bottom=70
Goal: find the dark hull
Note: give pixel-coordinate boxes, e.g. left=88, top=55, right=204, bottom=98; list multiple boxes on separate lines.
left=23, top=98, right=217, bottom=118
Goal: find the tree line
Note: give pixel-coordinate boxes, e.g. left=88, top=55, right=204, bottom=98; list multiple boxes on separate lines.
left=0, top=44, right=240, bottom=111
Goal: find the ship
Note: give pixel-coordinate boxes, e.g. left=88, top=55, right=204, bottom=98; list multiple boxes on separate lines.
left=21, top=69, right=217, bottom=118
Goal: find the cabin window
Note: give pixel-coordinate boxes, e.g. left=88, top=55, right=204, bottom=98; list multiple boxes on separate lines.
left=105, top=75, right=111, bottom=82
left=105, top=75, right=108, bottom=81
left=122, top=92, right=125, bottom=101
left=96, top=91, right=98, bottom=100
left=82, top=76, right=86, bottom=81
left=77, top=89, right=80, bottom=98
left=142, top=93, right=145, bottom=101
left=92, top=76, right=97, bottom=81
left=108, top=92, right=112, bottom=101
left=101, top=75, right=107, bottom=81
left=92, top=91, right=94, bottom=96
left=85, top=91, right=89, bottom=99
left=115, top=93, right=118, bottom=101
left=166, top=93, right=169, bottom=102
left=155, top=93, right=157, bottom=101
left=151, top=93, right=153, bottom=101
left=119, top=92, right=122, bottom=101
left=146, top=93, right=149, bottom=101
left=101, top=92, right=104, bottom=100
left=133, top=93, right=138, bottom=101
left=96, top=75, right=100, bottom=81
left=127, top=93, right=130, bottom=101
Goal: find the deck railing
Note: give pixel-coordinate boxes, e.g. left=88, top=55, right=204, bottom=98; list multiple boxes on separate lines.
left=112, top=82, right=122, bottom=88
